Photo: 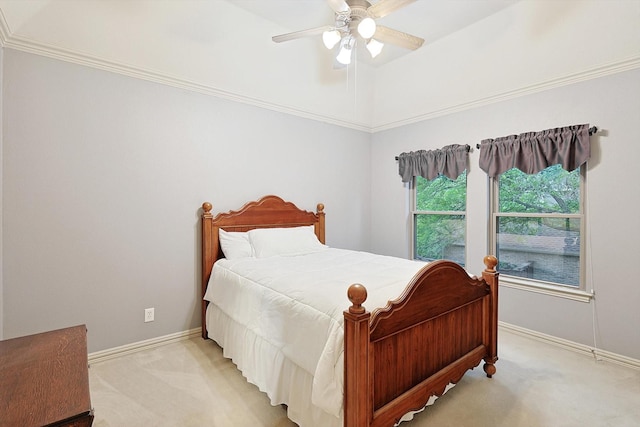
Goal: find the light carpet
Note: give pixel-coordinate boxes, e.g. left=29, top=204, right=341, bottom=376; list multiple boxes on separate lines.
left=89, top=328, right=640, bottom=426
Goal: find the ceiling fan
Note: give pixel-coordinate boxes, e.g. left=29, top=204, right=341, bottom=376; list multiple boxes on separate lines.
left=272, top=0, right=424, bottom=65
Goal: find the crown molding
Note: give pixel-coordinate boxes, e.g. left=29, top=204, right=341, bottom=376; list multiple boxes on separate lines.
left=0, top=10, right=371, bottom=133
left=371, top=55, right=640, bottom=132
left=1, top=8, right=638, bottom=134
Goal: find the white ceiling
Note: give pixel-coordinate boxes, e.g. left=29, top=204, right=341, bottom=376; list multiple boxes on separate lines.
left=1, top=1, right=638, bottom=131
left=0, top=0, right=518, bottom=67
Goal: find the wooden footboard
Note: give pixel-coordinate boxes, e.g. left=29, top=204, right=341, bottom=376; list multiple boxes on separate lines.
left=344, top=257, right=499, bottom=427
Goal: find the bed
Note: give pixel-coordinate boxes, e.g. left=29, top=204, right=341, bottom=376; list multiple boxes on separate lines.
left=200, top=195, right=498, bottom=427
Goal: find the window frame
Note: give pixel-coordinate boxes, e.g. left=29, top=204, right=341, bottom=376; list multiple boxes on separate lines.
left=411, top=173, right=468, bottom=266
left=488, top=165, right=593, bottom=302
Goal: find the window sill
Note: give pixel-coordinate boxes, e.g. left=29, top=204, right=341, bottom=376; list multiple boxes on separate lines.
left=500, top=276, right=594, bottom=303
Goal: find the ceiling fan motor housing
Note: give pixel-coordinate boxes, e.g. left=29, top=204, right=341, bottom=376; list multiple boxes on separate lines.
left=347, top=0, right=372, bottom=18
left=344, top=0, right=372, bottom=30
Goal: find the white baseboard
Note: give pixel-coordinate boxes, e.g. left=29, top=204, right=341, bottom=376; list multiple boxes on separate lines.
left=499, top=321, right=640, bottom=371
left=88, top=328, right=201, bottom=365
left=88, top=324, right=639, bottom=372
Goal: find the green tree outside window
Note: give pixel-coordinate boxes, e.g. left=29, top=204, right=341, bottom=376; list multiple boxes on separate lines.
left=414, top=171, right=467, bottom=265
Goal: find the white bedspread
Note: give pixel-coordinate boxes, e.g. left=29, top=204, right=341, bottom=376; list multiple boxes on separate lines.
left=203, top=248, right=427, bottom=418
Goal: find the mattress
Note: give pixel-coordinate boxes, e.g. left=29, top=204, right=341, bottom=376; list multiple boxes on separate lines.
left=204, top=248, right=446, bottom=426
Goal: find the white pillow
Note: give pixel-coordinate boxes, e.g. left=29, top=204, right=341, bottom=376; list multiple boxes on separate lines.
left=219, top=229, right=253, bottom=259
left=248, top=225, right=326, bottom=258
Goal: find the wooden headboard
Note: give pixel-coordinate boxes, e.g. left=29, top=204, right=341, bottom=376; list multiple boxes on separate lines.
left=200, top=195, right=325, bottom=338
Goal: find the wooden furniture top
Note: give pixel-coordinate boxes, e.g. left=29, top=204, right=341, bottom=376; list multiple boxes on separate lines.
left=0, top=325, right=93, bottom=427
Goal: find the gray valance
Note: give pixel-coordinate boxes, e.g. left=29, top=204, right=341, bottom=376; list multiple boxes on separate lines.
left=398, top=144, right=469, bottom=183
left=478, top=124, right=591, bottom=178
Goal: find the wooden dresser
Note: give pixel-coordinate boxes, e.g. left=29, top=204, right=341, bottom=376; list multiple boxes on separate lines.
left=0, top=325, right=94, bottom=427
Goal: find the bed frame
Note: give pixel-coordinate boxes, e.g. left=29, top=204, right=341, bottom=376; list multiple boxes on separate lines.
left=200, top=195, right=499, bottom=427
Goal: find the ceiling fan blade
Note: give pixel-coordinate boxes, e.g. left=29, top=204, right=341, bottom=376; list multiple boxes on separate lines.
left=367, top=0, right=416, bottom=19
left=374, top=25, right=424, bottom=50
left=272, top=26, right=331, bottom=43
left=327, top=0, right=350, bottom=14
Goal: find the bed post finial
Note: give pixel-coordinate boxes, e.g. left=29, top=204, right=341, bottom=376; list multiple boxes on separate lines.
left=201, top=201, right=214, bottom=339
left=344, top=283, right=370, bottom=426
left=482, top=255, right=499, bottom=378
left=483, top=255, right=498, bottom=272
left=347, top=284, right=368, bottom=314
left=316, top=203, right=326, bottom=245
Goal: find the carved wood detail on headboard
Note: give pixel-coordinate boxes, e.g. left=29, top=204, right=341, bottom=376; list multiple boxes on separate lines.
left=200, top=195, right=325, bottom=338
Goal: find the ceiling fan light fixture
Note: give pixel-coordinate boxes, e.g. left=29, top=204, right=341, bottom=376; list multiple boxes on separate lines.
left=336, top=36, right=354, bottom=65
left=336, top=45, right=352, bottom=65
left=366, top=39, right=384, bottom=58
left=357, top=17, right=377, bottom=39
left=271, top=0, right=423, bottom=67
left=322, top=29, right=341, bottom=49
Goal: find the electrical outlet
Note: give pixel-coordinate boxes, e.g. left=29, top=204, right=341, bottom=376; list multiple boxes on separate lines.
left=144, top=308, right=154, bottom=323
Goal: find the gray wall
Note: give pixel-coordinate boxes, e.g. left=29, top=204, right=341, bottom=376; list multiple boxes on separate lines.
left=370, top=68, right=640, bottom=360
left=2, top=48, right=639, bottom=361
left=1, top=49, right=371, bottom=351
left=0, top=46, right=3, bottom=338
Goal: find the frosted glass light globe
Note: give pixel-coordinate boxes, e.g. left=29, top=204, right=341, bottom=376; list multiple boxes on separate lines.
left=366, top=39, right=384, bottom=58
left=357, top=18, right=376, bottom=39
left=322, top=30, right=341, bottom=49
left=336, top=44, right=353, bottom=65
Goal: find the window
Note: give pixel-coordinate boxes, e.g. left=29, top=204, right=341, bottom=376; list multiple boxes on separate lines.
left=413, top=171, right=467, bottom=265
left=490, top=164, right=589, bottom=299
